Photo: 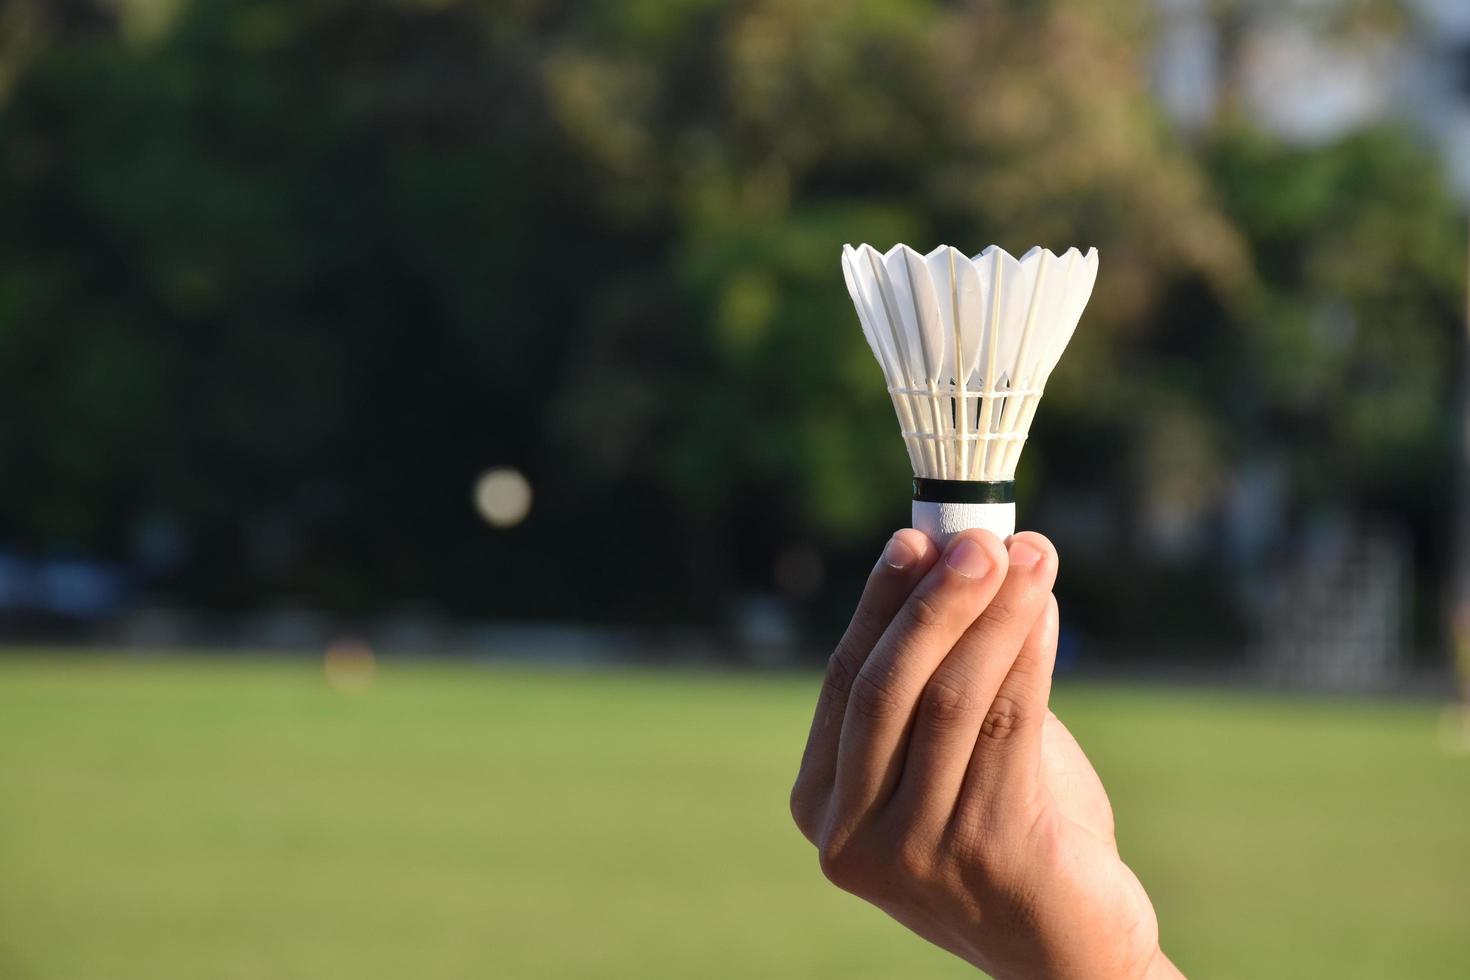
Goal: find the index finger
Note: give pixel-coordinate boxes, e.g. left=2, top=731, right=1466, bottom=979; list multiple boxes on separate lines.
left=790, top=528, right=938, bottom=841
left=829, top=529, right=1010, bottom=825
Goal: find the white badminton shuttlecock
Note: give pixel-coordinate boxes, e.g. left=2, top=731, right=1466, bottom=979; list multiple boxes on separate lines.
left=841, top=243, right=1099, bottom=545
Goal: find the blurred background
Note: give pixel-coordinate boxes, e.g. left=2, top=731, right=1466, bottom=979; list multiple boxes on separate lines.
left=1, top=0, right=1468, bottom=977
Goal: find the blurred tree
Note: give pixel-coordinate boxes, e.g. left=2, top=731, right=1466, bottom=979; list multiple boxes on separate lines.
left=533, top=0, right=1249, bottom=620
left=1209, top=127, right=1462, bottom=494
left=0, top=0, right=1461, bottom=652
left=0, top=0, right=116, bottom=99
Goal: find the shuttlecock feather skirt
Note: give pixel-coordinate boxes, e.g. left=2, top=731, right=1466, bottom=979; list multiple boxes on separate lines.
left=841, top=243, right=1098, bottom=546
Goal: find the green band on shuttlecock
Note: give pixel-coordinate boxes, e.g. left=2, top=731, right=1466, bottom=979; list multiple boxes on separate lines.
left=912, top=478, right=1015, bottom=504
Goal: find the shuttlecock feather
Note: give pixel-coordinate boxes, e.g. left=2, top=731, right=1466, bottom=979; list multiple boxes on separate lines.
left=841, top=243, right=1099, bottom=544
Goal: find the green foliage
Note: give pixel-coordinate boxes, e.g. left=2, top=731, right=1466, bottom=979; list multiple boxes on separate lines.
left=0, top=0, right=1462, bottom=637
left=1208, top=128, right=1465, bottom=498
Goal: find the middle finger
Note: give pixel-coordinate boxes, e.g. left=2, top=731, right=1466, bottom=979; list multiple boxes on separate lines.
left=829, top=529, right=1009, bottom=827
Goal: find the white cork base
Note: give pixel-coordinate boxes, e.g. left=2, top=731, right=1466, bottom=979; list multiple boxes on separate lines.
left=912, top=500, right=1015, bottom=549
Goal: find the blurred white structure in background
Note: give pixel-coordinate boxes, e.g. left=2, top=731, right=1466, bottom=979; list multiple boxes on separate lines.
left=1153, top=0, right=1221, bottom=130
left=1402, top=0, right=1470, bottom=198
left=1155, top=0, right=1470, bottom=197
left=1259, top=520, right=1411, bottom=692
left=1152, top=0, right=1460, bottom=689
left=1238, top=22, right=1400, bottom=144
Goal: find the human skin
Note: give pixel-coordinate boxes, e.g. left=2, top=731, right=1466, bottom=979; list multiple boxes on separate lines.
left=789, top=528, right=1185, bottom=980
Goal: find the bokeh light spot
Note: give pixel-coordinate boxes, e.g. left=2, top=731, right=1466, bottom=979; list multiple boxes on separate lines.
left=474, top=467, right=532, bottom=528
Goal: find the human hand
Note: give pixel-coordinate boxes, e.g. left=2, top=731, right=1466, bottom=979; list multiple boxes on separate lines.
left=789, top=529, right=1183, bottom=980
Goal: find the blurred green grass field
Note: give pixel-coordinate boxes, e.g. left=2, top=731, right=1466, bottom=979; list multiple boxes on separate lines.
left=1, top=655, right=1467, bottom=980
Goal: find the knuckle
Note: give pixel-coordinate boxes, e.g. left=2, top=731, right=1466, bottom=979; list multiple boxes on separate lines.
left=952, top=815, right=1021, bottom=882
left=848, top=606, right=884, bottom=643
left=788, top=783, right=819, bottom=842
left=979, top=595, right=1024, bottom=632
left=918, top=672, right=976, bottom=731
left=1001, top=657, right=1040, bottom=691
left=954, top=837, right=1008, bottom=886
left=949, top=819, right=988, bottom=868
left=905, top=590, right=947, bottom=631
left=895, top=832, right=933, bottom=879
left=817, top=836, right=864, bottom=890
left=978, top=693, right=1026, bottom=743
left=822, top=647, right=860, bottom=701
left=848, top=669, right=902, bottom=721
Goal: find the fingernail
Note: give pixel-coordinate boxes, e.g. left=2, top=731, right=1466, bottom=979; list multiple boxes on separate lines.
left=945, top=538, right=992, bottom=579
left=1009, top=540, right=1043, bottom=569
left=881, top=536, right=916, bottom=571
